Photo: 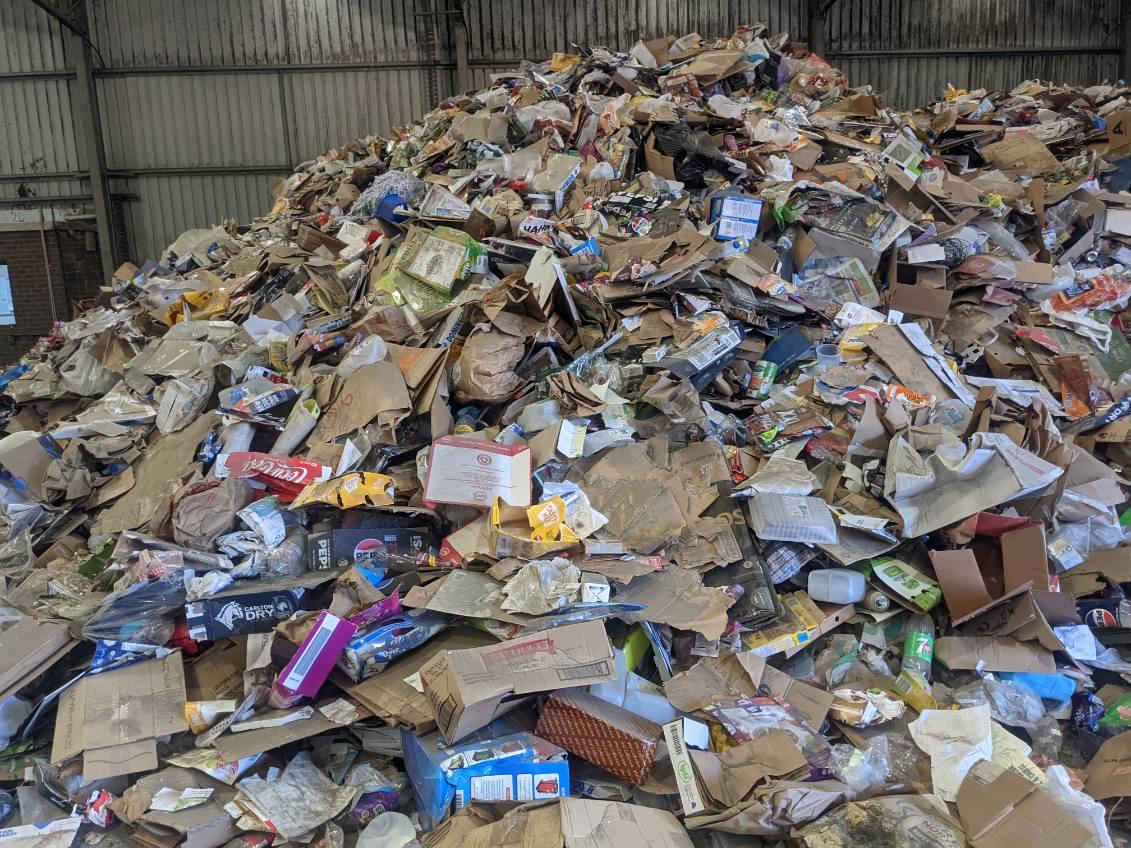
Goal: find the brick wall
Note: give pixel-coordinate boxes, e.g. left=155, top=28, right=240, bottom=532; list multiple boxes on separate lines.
left=0, top=224, right=103, bottom=364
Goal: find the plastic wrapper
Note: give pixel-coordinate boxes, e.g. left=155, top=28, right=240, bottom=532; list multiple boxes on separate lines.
left=348, top=172, right=427, bottom=221
left=337, top=609, right=449, bottom=682
left=264, top=528, right=308, bottom=578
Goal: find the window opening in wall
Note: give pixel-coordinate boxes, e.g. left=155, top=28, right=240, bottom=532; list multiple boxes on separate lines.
left=0, top=264, right=14, bottom=326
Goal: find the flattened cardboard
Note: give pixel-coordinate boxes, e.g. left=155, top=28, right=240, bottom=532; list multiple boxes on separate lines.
left=865, top=324, right=957, bottom=401
left=215, top=698, right=369, bottom=760
left=613, top=567, right=734, bottom=641
left=420, top=620, right=616, bottom=742
left=930, top=549, right=994, bottom=622
left=52, top=652, right=188, bottom=779
left=981, top=133, right=1061, bottom=174
left=1086, top=732, right=1131, bottom=800
left=957, top=759, right=1092, bottom=848
left=111, top=767, right=239, bottom=848
left=184, top=638, right=246, bottom=701
left=934, top=636, right=1055, bottom=674
left=560, top=797, right=693, bottom=848
left=0, top=617, right=75, bottom=702
left=309, top=361, right=411, bottom=444
left=689, top=730, right=808, bottom=809
left=662, top=652, right=833, bottom=731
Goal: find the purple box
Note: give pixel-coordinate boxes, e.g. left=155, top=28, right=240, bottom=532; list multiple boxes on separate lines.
left=273, top=610, right=358, bottom=700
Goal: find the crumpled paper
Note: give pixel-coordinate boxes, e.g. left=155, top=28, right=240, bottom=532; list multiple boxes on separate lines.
left=502, top=557, right=581, bottom=614
left=235, top=751, right=360, bottom=839
left=908, top=704, right=993, bottom=801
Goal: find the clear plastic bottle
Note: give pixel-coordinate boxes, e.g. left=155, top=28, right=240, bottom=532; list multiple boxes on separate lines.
left=901, top=613, right=935, bottom=680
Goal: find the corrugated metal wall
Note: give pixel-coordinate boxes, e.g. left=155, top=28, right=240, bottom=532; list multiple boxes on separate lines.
left=85, top=0, right=452, bottom=262
left=827, top=0, right=1121, bottom=106
left=0, top=0, right=1122, bottom=264
left=0, top=2, right=86, bottom=223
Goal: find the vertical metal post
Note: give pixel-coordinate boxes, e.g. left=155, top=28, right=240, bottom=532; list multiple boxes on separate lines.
left=453, top=9, right=469, bottom=94
left=808, top=0, right=827, bottom=57
left=66, top=2, right=116, bottom=278
left=38, top=207, right=60, bottom=325
left=1123, top=0, right=1131, bottom=81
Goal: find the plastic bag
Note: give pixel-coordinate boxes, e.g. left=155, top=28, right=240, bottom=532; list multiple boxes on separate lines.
left=0, top=696, right=32, bottom=748
left=81, top=573, right=186, bottom=645
left=1044, top=765, right=1115, bottom=848
left=952, top=677, right=1046, bottom=730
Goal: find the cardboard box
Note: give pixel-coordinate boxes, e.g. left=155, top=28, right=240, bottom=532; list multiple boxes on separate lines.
left=423, top=437, right=532, bottom=509
left=709, top=194, right=763, bottom=241
left=536, top=688, right=662, bottom=785
left=307, top=527, right=432, bottom=571
left=402, top=727, right=569, bottom=831
left=531, top=154, right=581, bottom=211
left=888, top=283, right=953, bottom=319
left=270, top=611, right=357, bottom=703
left=420, top=620, right=616, bottom=743
left=743, top=591, right=855, bottom=658
left=185, top=571, right=335, bottom=641
left=52, top=653, right=189, bottom=779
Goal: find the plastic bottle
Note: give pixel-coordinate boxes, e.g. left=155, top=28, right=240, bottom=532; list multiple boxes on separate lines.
left=453, top=406, right=480, bottom=435
left=807, top=569, right=866, bottom=603
left=901, top=613, right=935, bottom=680
left=931, top=399, right=972, bottom=436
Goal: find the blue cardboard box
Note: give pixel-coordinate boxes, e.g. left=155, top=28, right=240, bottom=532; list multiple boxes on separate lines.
left=402, top=725, right=569, bottom=831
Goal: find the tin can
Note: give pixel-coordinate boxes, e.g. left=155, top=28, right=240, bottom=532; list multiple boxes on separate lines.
left=750, top=359, right=779, bottom=399
left=864, top=590, right=890, bottom=612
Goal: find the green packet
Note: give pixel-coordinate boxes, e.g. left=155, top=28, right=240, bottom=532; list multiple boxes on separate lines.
left=865, top=556, right=942, bottom=611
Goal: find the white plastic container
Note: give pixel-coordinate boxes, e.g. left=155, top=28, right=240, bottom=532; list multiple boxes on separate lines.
left=807, top=568, right=866, bottom=604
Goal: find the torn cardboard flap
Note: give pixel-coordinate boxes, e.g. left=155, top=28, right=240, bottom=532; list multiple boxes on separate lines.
left=933, top=636, right=1055, bottom=673
left=663, top=652, right=833, bottom=730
